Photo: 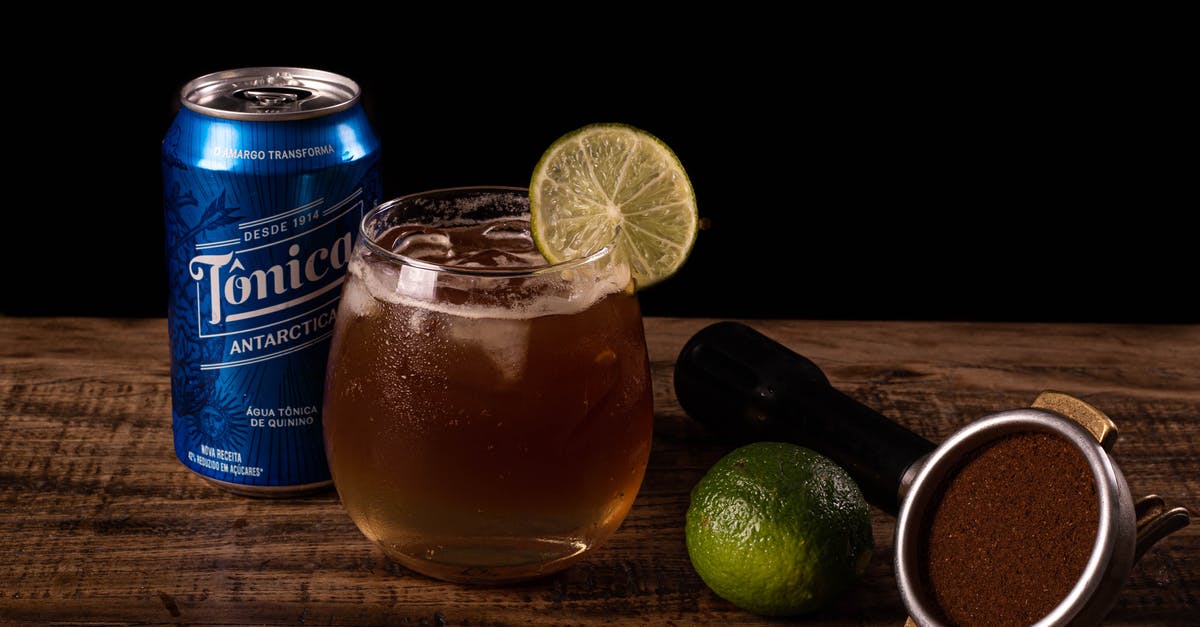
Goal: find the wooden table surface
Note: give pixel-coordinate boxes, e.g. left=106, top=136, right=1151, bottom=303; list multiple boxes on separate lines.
left=1, top=317, right=1196, bottom=625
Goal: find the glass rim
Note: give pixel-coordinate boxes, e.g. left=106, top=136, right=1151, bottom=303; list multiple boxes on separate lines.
left=359, top=185, right=617, bottom=278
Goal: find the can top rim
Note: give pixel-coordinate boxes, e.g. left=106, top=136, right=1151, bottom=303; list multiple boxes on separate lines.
left=181, top=67, right=361, bottom=121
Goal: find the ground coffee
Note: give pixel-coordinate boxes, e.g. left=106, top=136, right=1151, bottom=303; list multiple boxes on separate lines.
left=920, top=432, right=1098, bottom=626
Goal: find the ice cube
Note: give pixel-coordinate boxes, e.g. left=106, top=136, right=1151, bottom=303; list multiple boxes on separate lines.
left=395, top=264, right=438, bottom=301
left=480, top=219, right=532, bottom=242
left=448, top=317, right=530, bottom=384
left=391, top=230, right=453, bottom=263
left=340, top=260, right=380, bottom=318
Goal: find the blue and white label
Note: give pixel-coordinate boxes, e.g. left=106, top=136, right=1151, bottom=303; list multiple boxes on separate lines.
left=188, top=190, right=360, bottom=368
left=163, top=104, right=381, bottom=489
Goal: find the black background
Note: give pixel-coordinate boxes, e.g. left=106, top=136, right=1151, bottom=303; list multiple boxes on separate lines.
left=3, top=23, right=1191, bottom=322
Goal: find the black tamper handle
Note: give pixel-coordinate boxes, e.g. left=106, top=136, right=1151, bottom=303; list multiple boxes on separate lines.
left=674, top=321, right=936, bottom=516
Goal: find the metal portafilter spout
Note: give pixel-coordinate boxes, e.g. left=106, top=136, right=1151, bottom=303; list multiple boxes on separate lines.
left=673, top=321, right=935, bottom=516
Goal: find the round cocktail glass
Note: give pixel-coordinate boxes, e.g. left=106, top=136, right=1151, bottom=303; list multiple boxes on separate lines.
left=322, top=187, right=654, bottom=583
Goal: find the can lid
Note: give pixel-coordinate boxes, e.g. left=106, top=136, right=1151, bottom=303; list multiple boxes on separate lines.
left=181, top=67, right=361, bottom=121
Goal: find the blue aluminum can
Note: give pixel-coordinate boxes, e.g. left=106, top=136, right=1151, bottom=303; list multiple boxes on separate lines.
left=162, top=67, right=382, bottom=496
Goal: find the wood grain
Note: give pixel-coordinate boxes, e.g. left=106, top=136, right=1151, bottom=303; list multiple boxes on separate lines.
left=1, top=317, right=1196, bottom=625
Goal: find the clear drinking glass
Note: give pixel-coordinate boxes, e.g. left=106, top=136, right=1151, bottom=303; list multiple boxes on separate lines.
left=322, top=187, right=654, bottom=583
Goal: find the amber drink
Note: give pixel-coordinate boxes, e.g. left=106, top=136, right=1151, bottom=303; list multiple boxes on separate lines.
left=322, top=187, right=653, bottom=583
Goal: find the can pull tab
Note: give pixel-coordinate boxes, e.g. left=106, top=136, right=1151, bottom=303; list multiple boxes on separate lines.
left=234, top=87, right=314, bottom=111
left=1030, top=391, right=1191, bottom=563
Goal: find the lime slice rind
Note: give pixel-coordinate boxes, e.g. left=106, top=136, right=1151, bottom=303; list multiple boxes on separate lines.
left=530, top=123, right=698, bottom=289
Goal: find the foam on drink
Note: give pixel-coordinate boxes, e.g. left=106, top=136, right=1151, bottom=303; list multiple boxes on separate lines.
left=350, top=214, right=629, bottom=322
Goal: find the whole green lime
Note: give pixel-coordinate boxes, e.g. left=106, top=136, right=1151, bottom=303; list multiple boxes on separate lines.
left=685, top=442, right=873, bottom=616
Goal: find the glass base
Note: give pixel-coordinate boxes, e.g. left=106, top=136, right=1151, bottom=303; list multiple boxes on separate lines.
left=380, top=536, right=591, bottom=584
